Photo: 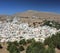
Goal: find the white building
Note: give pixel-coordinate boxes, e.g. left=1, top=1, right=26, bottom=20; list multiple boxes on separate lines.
left=0, top=17, right=60, bottom=42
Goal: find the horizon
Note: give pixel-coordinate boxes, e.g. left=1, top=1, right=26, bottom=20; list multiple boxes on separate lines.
left=0, top=0, right=60, bottom=15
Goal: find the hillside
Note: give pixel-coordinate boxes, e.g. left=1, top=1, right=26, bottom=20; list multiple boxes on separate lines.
left=0, top=10, right=60, bottom=53
left=14, top=10, right=60, bottom=22
left=0, top=10, right=60, bottom=23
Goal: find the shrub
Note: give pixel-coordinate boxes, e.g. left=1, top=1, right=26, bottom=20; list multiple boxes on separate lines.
left=44, top=32, right=60, bottom=49
left=26, top=42, right=45, bottom=53
left=19, top=46, right=24, bottom=51
left=0, top=44, right=3, bottom=49
left=19, top=39, right=26, bottom=45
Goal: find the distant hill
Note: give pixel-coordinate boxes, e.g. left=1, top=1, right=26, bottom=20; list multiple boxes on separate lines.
left=13, top=10, right=60, bottom=22
left=0, top=10, right=60, bottom=22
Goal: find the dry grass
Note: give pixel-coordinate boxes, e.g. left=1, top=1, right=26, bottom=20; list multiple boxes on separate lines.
left=55, top=48, right=60, bottom=53
left=0, top=43, right=9, bottom=53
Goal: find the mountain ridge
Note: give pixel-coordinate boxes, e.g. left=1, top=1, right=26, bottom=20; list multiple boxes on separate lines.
left=0, top=10, right=60, bottom=23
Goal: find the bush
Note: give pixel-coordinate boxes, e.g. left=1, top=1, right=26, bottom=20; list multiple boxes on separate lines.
left=7, top=41, right=20, bottom=53
left=26, top=39, right=32, bottom=43
left=13, top=41, right=19, bottom=46
left=43, top=20, right=60, bottom=29
left=45, top=46, right=55, bottom=53
left=19, top=39, right=26, bottom=45
left=0, top=44, right=3, bottom=49
left=26, top=38, right=35, bottom=44
left=19, top=46, right=24, bottom=51
left=26, top=42, right=45, bottom=53
left=44, top=32, right=60, bottom=50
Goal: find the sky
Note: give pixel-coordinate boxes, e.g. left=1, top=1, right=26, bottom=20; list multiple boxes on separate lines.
left=0, top=0, right=60, bottom=15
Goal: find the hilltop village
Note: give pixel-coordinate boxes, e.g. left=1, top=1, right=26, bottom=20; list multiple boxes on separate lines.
left=0, top=16, right=60, bottom=43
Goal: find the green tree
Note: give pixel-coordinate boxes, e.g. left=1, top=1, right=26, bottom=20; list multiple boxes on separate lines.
left=26, top=42, right=45, bottom=53
left=13, top=41, right=19, bottom=46
left=7, top=42, right=20, bottom=53
left=19, top=46, right=24, bottom=51
left=19, top=39, right=26, bottom=45
left=45, top=46, right=55, bottom=53
left=44, top=32, right=60, bottom=49
left=0, top=44, right=3, bottom=49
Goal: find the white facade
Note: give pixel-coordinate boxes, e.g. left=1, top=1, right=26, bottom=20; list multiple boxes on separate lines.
left=0, top=17, right=60, bottom=42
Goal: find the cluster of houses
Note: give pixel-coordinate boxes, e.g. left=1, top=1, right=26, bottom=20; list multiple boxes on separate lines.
left=0, top=17, right=60, bottom=43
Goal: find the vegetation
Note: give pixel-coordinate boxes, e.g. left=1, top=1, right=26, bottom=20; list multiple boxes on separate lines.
left=7, top=32, right=60, bottom=53
left=7, top=41, right=25, bottom=53
left=26, top=38, right=35, bottom=44
left=7, top=42, right=20, bottom=53
left=44, top=32, right=60, bottom=49
left=43, top=20, right=60, bottom=29
left=26, top=42, right=45, bottom=53
left=45, top=46, right=55, bottom=53
left=19, top=39, right=26, bottom=45
left=19, top=46, right=24, bottom=51
left=26, top=41, right=55, bottom=53
left=0, top=44, right=3, bottom=49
